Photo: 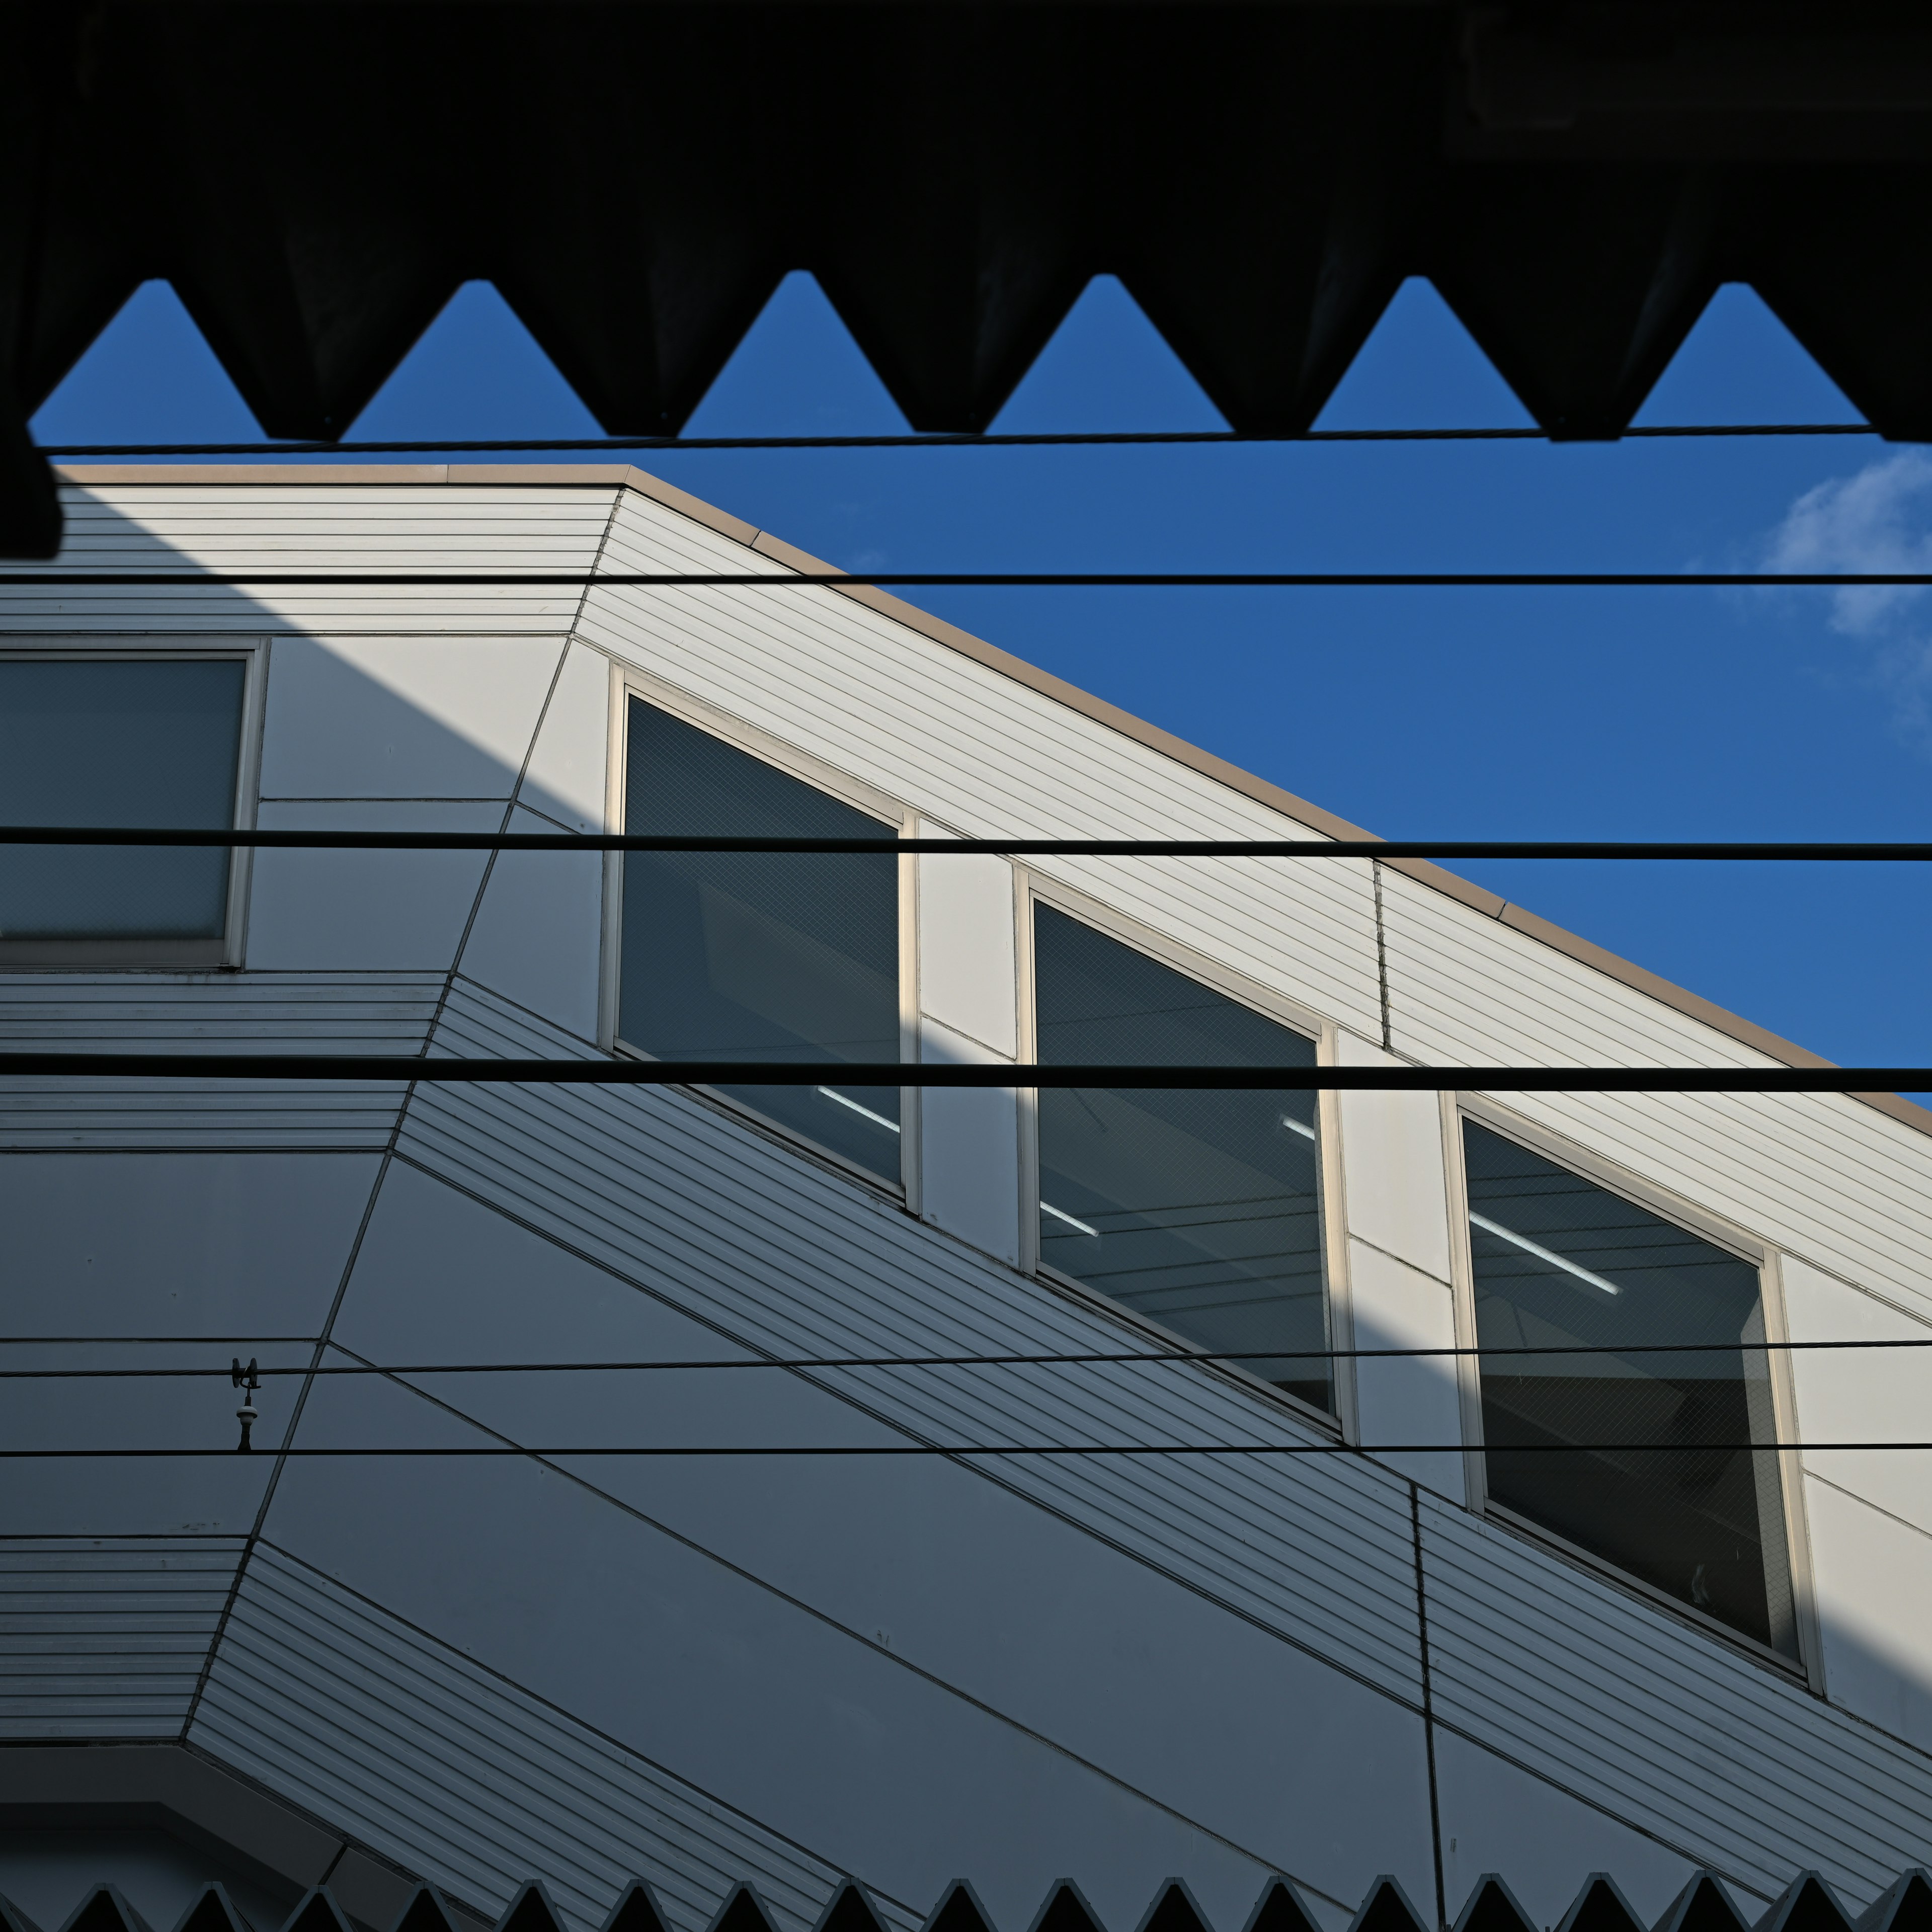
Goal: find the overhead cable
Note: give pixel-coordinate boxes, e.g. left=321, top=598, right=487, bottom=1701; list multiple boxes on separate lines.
left=0, top=828, right=1928, bottom=860
left=37, top=423, right=1879, bottom=457
left=4, top=1336, right=1931, bottom=1376
left=0, top=1055, right=1919, bottom=1091
left=2, top=1441, right=1924, bottom=1458
left=5, top=570, right=1932, bottom=589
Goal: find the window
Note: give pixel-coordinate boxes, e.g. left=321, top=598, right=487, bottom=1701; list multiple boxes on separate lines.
left=1031, top=902, right=1330, bottom=1413
left=1462, top=1118, right=1797, bottom=1657
left=0, top=657, right=250, bottom=965
left=615, top=696, right=904, bottom=1183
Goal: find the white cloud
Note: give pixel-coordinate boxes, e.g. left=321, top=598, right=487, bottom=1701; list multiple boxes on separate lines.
left=1765, top=451, right=1932, bottom=749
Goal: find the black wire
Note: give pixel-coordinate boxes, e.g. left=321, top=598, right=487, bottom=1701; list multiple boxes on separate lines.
left=37, top=424, right=1879, bottom=456
left=1, top=829, right=1928, bottom=859
left=4, top=571, right=1931, bottom=588
left=1, top=1337, right=1925, bottom=1376
left=0, top=1442, right=1913, bottom=1459
left=0, top=1055, right=1919, bottom=1090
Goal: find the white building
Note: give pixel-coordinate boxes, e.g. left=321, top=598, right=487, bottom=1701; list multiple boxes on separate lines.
left=2, top=466, right=1929, bottom=1932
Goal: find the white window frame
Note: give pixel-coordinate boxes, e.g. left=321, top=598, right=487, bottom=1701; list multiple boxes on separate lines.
left=1014, top=866, right=1350, bottom=1437
left=1443, top=1090, right=1822, bottom=1684
left=598, top=663, right=920, bottom=1203
left=0, top=638, right=267, bottom=971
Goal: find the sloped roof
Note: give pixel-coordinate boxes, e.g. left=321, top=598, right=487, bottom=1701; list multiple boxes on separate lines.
left=9, top=4, right=1932, bottom=554
left=52, top=460, right=1932, bottom=1139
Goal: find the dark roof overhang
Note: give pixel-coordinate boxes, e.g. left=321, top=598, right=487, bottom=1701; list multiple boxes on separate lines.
left=7, top=2, right=1932, bottom=553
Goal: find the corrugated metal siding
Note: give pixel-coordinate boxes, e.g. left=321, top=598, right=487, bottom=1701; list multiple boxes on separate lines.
left=1, top=486, right=607, bottom=634
left=0, top=973, right=440, bottom=1148
left=1418, top=1494, right=1932, bottom=1903
left=192, top=1541, right=923, bottom=1932
left=396, top=979, right=1423, bottom=1701
left=577, top=493, right=1384, bottom=1039
left=0, top=1537, right=243, bottom=1738
left=1380, top=869, right=1932, bottom=1323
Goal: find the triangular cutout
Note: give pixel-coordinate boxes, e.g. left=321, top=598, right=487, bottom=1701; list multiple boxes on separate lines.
left=1136, top=1882, right=1210, bottom=1932
left=58, top=1891, right=149, bottom=1932
left=1652, top=1877, right=1746, bottom=1932
left=1755, top=1875, right=1852, bottom=1932
left=169, top=1891, right=248, bottom=1932
left=277, top=1892, right=357, bottom=1932
left=680, top=273, right=911, bottom=440
left=1451, top=1878, right=1535, bottom=1932
left=1632, top=286, right=1863, bottom=429
left=1243, top=1878, right=1324, bottom=1932
left=923, top=1883, right=998, bottom=1932
left=1028, top=1885, right=1105, bottom=1932
left=814, top=1885, right=890, bottom=1932
left=0, top=1889, right=45, bottom=1932
left=389, top=1889, right=464, bottom=1932
left=707, top=1889, right=779, bottom=1932
left=1555, top=1876, right=1644, bottom=1932
left=344, top=282, right=606, bottom=443
left=1348, top=1878, right=1428, bottom=1932
left=1858, top=1873, right=1932, bottom=1932
left=495, top=1887, right=567, bottom=1932
left=991, top=277, right=1227, bottom=435
left=28, top=281, right=264, bottom=446
left=1313, top=279, right=1536, bottom=434
left=600, top=1886, right=672, bottom=1932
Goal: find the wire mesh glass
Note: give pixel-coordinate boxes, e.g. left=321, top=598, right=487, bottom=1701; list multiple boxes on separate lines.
left=1464, top=1120, right=1796, bottom=1655
left=0, top=659, right=246, bottom=939
left=618, top=698, right=901, bottom=1182
left=1033, top=904, right=1328, bottom=1411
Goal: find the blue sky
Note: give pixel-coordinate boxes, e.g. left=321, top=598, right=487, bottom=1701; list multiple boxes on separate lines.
left=31, top=274, right=1932, bottom=1087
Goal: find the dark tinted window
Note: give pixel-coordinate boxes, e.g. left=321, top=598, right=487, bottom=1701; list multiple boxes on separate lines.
left=1033, top=904, right=1329, bottom=1412
left=618, top=698, right=902, bottom=1182
left=0, top=659, right=246, bottom=940
left=1464, top=1120, right=1795, bottom=1655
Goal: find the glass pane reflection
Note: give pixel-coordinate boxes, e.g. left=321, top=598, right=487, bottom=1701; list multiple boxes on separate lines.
left=618, top=698, right=902, bottom=1183
left=1033, top=904, right=1329, bottom=1413
left=1464, top=1120, right=1796, bottom=1655
left=0, top=659, right=246, bottom=940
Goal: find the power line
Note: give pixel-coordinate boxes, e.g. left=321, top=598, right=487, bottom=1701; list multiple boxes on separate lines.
left=36, top=424, right=1880, bottom=457
left=0, top=1055, right=1919, bottom=1091
left=4, top=571, right=1931, bottom=589
left=0, top=1441, right=1919, bottom=1459
left=2, top=828, right=1929, bottom=860
left=4, top=1337, right=1929, bottom=1377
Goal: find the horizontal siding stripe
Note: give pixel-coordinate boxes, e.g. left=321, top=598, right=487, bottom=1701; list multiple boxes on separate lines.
left=0, top=1536, right=243, bottom=1738
left=193, top=1544, right=920, bottom=1932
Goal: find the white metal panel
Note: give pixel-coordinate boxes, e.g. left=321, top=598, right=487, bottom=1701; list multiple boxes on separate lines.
left=0, top=972, right=434, bottom=1148
left=1417, top=1490, right=1932, bottom=1908
left=260, top=636, right=568, bottom=800
left=517, top=642, right=611, bottom=834
left=1380, top=870, right=1932, bottom=1325
left=5, top=487, right=606, bottom=635
left=193, top=1541, right=923, bottom=1932
left=1779, top=1256, right=1932, bottom=1539
left=316, top=1162, right=1430, bottom=1921
left=1431, top=1729, right=1695, bottom=1930
left=0, top=1150, right=379, bottom=1336
left=918, top=1018, right=1020, bottom=1265
left=247, top=803, right=497, bottom=973
left=1346, top=1243, right=1462, bottom=1501
left=1802, top=1477, right=1932, bottom=1755
left=576, top=494, right=1383, bottom=1041
left=918, top=850, right=1017, bottom=1058
left=457, top=807, right=604, bottom=1043
left=1334, top=1033, right=1453, bottom=1285
left=394, top=980, right=1426, bottom=1703
left=0, top=1537, right=243, bottom=1738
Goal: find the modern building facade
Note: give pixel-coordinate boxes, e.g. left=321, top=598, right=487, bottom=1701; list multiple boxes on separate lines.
left=3, top=467, right=1931, bottom=1932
